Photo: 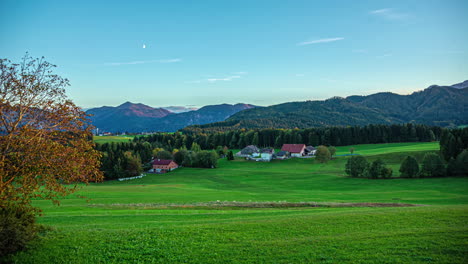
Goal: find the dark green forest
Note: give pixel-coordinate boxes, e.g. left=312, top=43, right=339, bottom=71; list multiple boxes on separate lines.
left=184, top=86, right=467, bottom=132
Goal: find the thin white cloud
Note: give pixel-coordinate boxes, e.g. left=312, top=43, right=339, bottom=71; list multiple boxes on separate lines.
left=370, top=8, right=408, bottom=20
left=233, top=71, right=248, bottom=75
left=370, top=8, right=393, bottom=14
left=297, top=37, right=344, bottom=46
left=158, top=58, right=181, bottom=63
left=105, top=58, right=181, bottom=66
left=207, top=75, right=241, bottom=82
left=186, top=74, right=245, bottom=84
left=295, top=74, right=305, bottom=77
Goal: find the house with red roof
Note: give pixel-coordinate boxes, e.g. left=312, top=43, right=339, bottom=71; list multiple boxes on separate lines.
left=281, top=144, right=306, bottom=157
left=152, top=159, right=179, bottom=173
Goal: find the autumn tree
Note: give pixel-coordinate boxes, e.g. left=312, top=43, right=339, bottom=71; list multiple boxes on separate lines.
left=0, top=54, right=103, bottom=255
left=0, top=54, right=103, bottom=208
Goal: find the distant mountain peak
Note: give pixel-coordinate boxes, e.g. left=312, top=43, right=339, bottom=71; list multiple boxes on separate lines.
left=451, top=80, right=468, bottom=89
left=86, top=102, right=257, bottom=133
left=118, top=101, right=135, bottom=107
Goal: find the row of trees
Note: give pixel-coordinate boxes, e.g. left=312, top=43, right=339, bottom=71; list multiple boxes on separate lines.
left=154, top=146, right=220, bottom=168
left=135, top=123, right=441, bottom=150
left=346, top=151, right=468, bottom=179
left=95, top=141, right=224, bottom=179
left=399, top=151, right=468, bottom=178
left=345, top=156, right=393, bottom=178
left=95, top=142, right=153, bottom=179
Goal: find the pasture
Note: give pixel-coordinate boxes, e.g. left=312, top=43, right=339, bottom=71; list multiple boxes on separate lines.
left=93, top=135, right=136, bottom=144
left=8, top=142, right=468, bottom=263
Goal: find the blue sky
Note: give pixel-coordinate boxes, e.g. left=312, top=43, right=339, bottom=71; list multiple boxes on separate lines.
left=1, top=0, right=467, bottom=108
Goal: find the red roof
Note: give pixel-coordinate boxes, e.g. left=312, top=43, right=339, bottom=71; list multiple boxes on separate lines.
left=152, top=159, right=175, bottom=165
left=281, top=144, right=306, bottom=153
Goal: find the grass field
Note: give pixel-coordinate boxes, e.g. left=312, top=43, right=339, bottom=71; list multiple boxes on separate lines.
left=8, top=142, right=468, bottom=263
left=93, top=135, right=136, bottom=144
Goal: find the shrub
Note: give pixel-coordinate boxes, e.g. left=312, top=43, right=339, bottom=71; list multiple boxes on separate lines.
left=227, top=150, right=235, bottom=161
left=315, top=145, right=331, bottom=163
left=0, top=206, right=39, bottom=257
left=345, top=156, right=368, bottom=177
left=195, top=151, right=219, bottom=168
left=328, top=146, right=337, bottom=157
left=399, top=156, right=420, bottom=178
left=419, top=153, right=445, bottom=177
left=364, top=159, right=392, bottom=179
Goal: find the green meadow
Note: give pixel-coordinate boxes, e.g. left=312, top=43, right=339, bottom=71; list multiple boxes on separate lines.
left=93, top=135, right=136, bottom=144
left=9, top=142, right=468, bottom=263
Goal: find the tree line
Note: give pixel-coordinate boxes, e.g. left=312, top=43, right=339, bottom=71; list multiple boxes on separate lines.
left=135, top=123, right=441, bottom=150
left=95, top=141, right=221, bottom=180
left=345, top=127, right=468, bottom=178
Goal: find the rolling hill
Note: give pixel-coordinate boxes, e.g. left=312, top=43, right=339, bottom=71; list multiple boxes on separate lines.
left=183, top=84, right=468, bottom=132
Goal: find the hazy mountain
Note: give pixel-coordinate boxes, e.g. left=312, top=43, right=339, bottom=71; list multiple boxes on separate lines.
left=86, top=102, right=173, bottom=133
left=162, top=106, right=199, bottom=113
left=451, top=80, right=468, bottom=89
left=87, top=102, right=256, bottom=133
left=182, top=84, right=467, bottom=132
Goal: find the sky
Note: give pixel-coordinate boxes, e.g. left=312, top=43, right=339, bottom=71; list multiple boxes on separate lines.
left=1, top=0, right=467, bottom=108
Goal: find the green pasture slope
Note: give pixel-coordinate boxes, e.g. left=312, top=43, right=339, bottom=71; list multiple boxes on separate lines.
left=10, top=142, right=468, bottom=263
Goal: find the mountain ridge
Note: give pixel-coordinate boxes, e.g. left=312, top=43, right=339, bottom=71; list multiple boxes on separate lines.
left=87, top=102, right=256, bottom=133
left=181, top=85, right=467, bottom=132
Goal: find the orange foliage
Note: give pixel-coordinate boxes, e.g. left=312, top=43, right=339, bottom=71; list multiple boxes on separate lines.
left=0, top=54, right=103, bottom=208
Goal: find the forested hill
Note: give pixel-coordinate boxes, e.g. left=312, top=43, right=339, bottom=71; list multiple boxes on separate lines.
left=182, top=85, right=467, bottom=133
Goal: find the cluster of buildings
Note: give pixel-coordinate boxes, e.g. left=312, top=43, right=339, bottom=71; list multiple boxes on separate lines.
left=148, top=144, right=317, bottom=174
left=236, top=144, right=316, bottom=162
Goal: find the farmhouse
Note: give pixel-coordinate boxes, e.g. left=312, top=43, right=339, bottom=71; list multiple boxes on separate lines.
left=275, top=150, right=289, bottom=159
left=236, top=145, right=260, bottom=157
left=152, top=159, right=179, bottom=173
left=281, top=144, right=306, bottom=157
left=305, top=146, right=317, bottom=156
left=259, top=148, right=274, bottom=161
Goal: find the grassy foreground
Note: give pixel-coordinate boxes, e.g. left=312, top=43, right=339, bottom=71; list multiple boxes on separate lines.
left=9, top=142, right=468, bottom=263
